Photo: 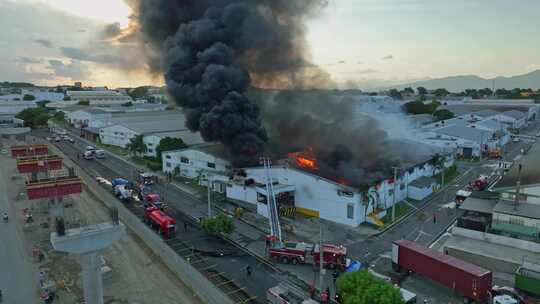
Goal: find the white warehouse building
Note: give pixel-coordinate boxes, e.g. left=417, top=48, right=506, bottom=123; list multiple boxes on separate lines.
left=162, top=145, right=231, bottom=189
left=225, top=155, right=454, bottom=227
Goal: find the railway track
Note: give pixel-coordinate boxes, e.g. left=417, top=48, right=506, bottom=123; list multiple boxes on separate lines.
left=51, top=140, right=260, bottom=304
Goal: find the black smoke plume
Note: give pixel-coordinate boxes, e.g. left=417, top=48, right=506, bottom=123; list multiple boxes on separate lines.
left=130, top=0, right=330, bottom=164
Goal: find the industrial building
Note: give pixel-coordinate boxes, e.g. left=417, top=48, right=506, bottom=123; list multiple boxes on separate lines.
left=0, top=100, right=37, bottom=115
left=221, top=155, right=453, bottom=227
left=97, top=111, right=205, bottom=157
left=0, top=114, right=30, bottom=139
left=496, top=110, right=528, bottom=129
left=161, top=145, right=231, bottom=189
left=66, top=108, right=112, bottom=128
left=66, top=90, right=132, bottom=104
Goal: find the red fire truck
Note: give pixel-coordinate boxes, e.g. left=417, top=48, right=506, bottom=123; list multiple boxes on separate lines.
left=143, top=206, right=176, bottom=239
left=269, top=242, right=348, bottom=270
left=467, top=176, right=488, bottom=191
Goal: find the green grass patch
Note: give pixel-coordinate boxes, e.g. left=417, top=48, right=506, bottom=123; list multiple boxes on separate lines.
left=380, top=201, right=412, bottom=225
left=97, top=143, right=130, bottom=157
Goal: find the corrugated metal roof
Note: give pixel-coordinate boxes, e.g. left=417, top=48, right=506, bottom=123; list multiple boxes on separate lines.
left=473, top=109, right=499, bottom=118
left=150, top=130, right=206, bottom=146
left=460, top=197, right=497, bottom=214
left=434, top=125, right=493, bottom=142
left=500, top=110, right=526, bottom=120
left=493, top=200, right=540, bottom=219
left=395, top=239, right=491, bottom=277
left=122, top=119, right=186, bottom=134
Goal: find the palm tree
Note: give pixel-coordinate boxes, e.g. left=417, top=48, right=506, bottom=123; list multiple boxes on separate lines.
left=430, top=153, right=446, bottom=186
left=127, top=134, right=147, bottom=157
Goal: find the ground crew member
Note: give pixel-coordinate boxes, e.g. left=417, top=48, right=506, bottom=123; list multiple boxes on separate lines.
left=246, top=265, right=252, bottom=277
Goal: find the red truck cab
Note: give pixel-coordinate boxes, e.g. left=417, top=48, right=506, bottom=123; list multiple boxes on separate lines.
left=143, top=192, right=163, bottom=209
left=143, top=206, right=176, bottom=239
left=269, top=242, right=348, bottom=270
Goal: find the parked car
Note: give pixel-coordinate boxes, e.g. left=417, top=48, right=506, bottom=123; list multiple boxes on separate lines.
left=55, top=136, right=61, bottom=142
left=63, top=136, right=74, bottom=143
left=46, top=137, right=53, bottom=141
left=95, top=149, right=106, bottom=159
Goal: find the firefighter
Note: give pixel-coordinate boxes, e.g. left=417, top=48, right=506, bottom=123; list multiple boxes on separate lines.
left=246, top=265, right=252, bottom=277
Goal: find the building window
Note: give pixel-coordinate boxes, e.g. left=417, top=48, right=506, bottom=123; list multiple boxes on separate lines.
left=166, top=162, right=171, bottom=168
left=148, top=143, right=153, bottom=146
left=207, top=162, right=216, bottom=169
left=148, top=148, right=153, bottom=153
left=165, top=155, right=171, bottom=159
left=347, top=204, right=354, bottom=219
left=114, top=132, right=118, bottom=135
left=180, top=157, right=189, bottom=164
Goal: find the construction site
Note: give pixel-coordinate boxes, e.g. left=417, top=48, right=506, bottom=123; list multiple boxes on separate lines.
left=0, top=137, right=201, bottom=304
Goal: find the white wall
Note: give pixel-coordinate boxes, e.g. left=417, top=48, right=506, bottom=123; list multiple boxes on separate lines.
left=162, top=149, right=230, bottom=179
left=0, top=100, right=37, bottom=114
left=226, top=167, right=365, bottom=226
left=99, top=125, right=138, bottom=148
left=143, top=135, right=161, bottom=157
left=408, top=184, right=435, bottom=201
left=452, top=227, right=540, bottom=253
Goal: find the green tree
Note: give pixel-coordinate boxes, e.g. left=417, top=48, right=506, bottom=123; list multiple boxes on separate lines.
left=126, top=134, right=147, bottom=156
left=403, top=101, right=426, bottom=114
left=433, top=109, right=455, bottom=121
left=388, top=89, right=402, bottom=100
left=128, top=86, right=149, bottom=100
left=156, top=137, right=187, bottom=162
left=433, top=88, right=449, bottom=97
left=15, top=107, right=50, bottom=128
left=417, top=86, right=428, bottom=95
left=337, top=270, right=404, bottom=304
left=77, top=100, right=90, bottom=106
left=23, top=94, right=35, bottom=101
left=201, top=213, right=235, bottom=236
left=402, top=87, right=414, bottom=95
left=52, top=111, right=66, bottom=123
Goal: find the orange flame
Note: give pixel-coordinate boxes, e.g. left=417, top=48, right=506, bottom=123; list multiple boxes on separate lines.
left=288, top=149, right=318, bottom=170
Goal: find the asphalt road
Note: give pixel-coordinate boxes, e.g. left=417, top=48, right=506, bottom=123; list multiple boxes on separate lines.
left=0, top=154, right=40, bottom=303
left=37, top=130, right=284, bottom=302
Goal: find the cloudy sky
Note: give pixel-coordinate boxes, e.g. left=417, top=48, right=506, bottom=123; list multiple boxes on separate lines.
left=2, top=0, right=540, bottom=89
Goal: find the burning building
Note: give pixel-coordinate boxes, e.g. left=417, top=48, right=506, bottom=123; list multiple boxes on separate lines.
left=226, top=155, right=454, bottom=227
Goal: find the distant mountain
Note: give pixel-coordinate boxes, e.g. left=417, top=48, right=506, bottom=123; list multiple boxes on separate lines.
left=392, top=70, right=540, bottom=92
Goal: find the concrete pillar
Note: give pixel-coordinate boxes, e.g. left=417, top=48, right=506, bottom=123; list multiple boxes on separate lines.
left=80, top=251, right=103, bottom=304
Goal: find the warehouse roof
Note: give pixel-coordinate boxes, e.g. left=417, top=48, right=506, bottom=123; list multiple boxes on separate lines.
left=473, top=119, right=504, bottom=131
left=496, top=140, right=540, bottom=188
left=493, top=200, right=540, bottom=220
left=149, top=130, right=206, bottom=146
left=434, top=125, right=493, bottom=142
left=472, top=109, right=499, bottom=118
left=409, top=176, right=437, bottom=188
left=121, top=119, right=187, bottom=134
left=460, top=197, right=497, bottom=214
left=500, top=110, right=526, bottom=120
left=82, top=108, right=109, bottom=115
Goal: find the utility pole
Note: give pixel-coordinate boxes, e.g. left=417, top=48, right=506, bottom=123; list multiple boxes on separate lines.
left=392, top=167, right=398, bottom=222
left=207, top=175, right=212, bottom=218
left=514, top=164, right=522, bottom=211
left=319, top=221, right=324, bottom=294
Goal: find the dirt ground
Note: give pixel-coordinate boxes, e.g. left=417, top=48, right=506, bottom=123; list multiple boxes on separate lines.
left=2, top=137, right=202, bottom=304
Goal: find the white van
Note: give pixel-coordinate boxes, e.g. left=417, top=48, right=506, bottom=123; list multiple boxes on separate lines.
left=95, top=150, right=106, bottom=159
left=83, top=150, right=94, bottom=160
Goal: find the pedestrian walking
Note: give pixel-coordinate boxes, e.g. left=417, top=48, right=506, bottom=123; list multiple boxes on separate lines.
left=246, top=265, right=252, bottom=277
left=433, top=212, right=437, bottom=224
left=184, top=221, right=188, bottom=232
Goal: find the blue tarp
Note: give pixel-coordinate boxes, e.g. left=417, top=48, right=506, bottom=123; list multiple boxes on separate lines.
left=345, top=260, right=363, bottom=273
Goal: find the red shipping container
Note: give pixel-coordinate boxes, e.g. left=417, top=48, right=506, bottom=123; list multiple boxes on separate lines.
left=392, top=240, right=492, bottom=303
left=11, top=144, right=48, bottom=157
left=16, top=156, right=63, bottom=173
left=26, top=177, right=82, bottom=200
